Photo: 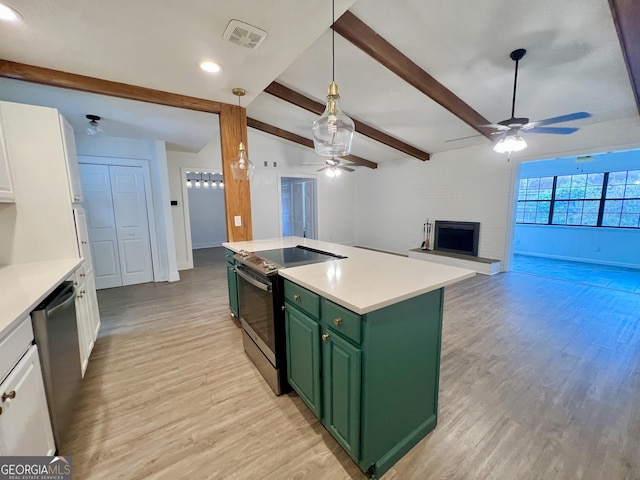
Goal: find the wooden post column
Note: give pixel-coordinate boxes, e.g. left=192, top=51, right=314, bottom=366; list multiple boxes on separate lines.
left=219, top=103, right=253, bottom=242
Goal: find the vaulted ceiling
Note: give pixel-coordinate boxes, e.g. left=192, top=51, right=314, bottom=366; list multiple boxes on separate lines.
left=0, top=0, right=637, bottom=165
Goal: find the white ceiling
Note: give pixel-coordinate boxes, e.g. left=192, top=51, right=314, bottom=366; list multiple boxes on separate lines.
left=0, top=0, right=636, bottom=162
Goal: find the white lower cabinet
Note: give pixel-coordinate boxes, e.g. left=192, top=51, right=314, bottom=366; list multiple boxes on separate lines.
left=73, top=267, right=100, bottom=377
left=0, top=345, right=55, bottom=456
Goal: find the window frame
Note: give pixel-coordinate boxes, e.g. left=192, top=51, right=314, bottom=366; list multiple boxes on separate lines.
left=516, top=169, right=640, bottom=229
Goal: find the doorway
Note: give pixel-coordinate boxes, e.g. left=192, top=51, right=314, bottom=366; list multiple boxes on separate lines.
left=280, top=177, right=317, bottom=239
left=185, top=171, right=228, bottom=267
left=80, top=163, right=154, bottom=289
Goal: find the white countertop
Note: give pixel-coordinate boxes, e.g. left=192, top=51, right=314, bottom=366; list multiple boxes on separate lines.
left=223, top=238, right=475, bottom=314
left=0, top=258, right=82, bottom=338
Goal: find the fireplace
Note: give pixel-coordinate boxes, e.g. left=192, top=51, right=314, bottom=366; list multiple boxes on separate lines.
left=434, top=221, right=480, bottom=257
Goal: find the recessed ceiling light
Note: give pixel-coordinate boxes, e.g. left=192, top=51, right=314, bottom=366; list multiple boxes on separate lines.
left=200, top=61, right=222, bottom=73
left=0, top=3, right=22, bottom=21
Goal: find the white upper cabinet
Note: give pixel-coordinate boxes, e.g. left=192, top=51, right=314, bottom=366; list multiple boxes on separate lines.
left=0, top=110, right=15, bottom=203
left=60, top=115, right=83, bottom=204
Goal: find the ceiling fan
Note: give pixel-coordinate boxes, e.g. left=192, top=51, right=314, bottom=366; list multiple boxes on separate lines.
left=450, top=48, right=591, bottom=152
left=310, top=157, right=359, bottom=177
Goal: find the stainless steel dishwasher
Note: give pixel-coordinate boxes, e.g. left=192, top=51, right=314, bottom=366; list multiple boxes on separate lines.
left=31, top=280, right=82, bottom=450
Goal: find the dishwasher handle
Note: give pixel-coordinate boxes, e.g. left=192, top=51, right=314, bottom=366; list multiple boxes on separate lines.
left=44, top=282, right=77, bottom=317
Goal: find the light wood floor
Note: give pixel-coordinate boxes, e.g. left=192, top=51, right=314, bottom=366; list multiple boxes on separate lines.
left=61, top=247, right=640, bottom=479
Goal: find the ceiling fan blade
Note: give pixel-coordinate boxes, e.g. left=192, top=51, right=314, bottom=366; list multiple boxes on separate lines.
left=338, top=165, right=355, bottom=172
left=526, top=126, right=579, bottom=135
left=444, top=134, right=484, bottom=143
left=478, top=124, right=511, bottom=131
left=317, top=166, right=328, bottom=172
left=526, top=112, right=591, bottom=128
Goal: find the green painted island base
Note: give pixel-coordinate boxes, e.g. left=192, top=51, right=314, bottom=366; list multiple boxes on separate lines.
left=284, top=280, right=444, bottom=479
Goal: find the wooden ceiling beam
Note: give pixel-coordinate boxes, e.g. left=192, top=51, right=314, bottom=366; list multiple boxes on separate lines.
left=264, top=82, right=430, bottom=161
left=608, top=0, right=640, bottom=114
left=247, top=117, right=377, bottom=169
left=0, top=60, right=223, bottom=114
left=332, top=11, right=493, bottom=140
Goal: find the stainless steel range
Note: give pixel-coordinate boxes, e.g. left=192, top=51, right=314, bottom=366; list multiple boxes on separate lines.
left=234, top=245, right=346, bottom=394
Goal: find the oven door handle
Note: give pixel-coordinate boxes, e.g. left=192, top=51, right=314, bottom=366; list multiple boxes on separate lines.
left=236, top=267, right=272, bottom=292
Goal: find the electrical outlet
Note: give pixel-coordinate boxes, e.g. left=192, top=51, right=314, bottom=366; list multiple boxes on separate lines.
left=234, top=216, right=242, bottom=227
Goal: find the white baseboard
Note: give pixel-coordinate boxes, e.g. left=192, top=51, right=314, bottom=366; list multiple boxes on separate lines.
left=168, top=271, right=180, bottom=282
left=514, top=252, right=640, bottom=270
left=177, top=260, right=193, bottom=271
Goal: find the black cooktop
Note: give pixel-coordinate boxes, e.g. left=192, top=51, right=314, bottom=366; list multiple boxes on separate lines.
left=256, top=245, right=346, bottom=268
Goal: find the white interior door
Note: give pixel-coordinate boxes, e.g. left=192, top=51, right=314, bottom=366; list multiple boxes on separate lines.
left=110, top=165, right=154, bottom=286
left=79, top=164, right=122, bottom=289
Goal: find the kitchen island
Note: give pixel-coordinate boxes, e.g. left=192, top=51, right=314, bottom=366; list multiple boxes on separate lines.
left=223, top=237, right=474, bottom=479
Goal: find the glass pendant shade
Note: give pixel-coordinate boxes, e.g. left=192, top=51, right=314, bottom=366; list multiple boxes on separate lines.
left=493, top=133, right=527, bottom=154
left=230, top=142, right=255, bottom=181
left=312, top=82, right=355, bottom=157
left=86, top=115, right=104, bottom=136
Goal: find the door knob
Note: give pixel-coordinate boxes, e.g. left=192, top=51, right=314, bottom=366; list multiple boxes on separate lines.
left=322, top=333, right=330, bottom=341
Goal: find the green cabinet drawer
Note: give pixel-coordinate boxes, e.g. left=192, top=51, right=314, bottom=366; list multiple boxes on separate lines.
left=224, top=248, right=235, bottom=263
left=284, top=280, right=320, bottom=318
left=321, top=299, right=361, bottom=345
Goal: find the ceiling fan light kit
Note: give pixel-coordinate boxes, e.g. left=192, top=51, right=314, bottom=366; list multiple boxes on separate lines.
left=312, top=0, right=355, bottom=158
left=486, top=48, right=591, bottom=155
left=230, top=87, right=255, bottom=181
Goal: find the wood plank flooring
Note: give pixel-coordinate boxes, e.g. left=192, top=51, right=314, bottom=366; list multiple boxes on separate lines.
left=61, top=247, right=640, bottom=479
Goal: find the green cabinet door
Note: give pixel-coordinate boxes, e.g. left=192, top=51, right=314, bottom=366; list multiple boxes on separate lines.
left=285, top=306, right=321, bottom=418
left=226, top=262, right=239, bottom=318
left=322, top=330, right=361, bottom=461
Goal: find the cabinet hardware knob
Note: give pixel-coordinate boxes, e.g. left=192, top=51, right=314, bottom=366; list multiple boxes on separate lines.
left=81, top=241, right=88, bottom=244
left=2, top=391, right=16, bottom=402
left=80, top=273, right=86, bottom=277
left=333, top=318, right=343, bottom=326
left=73, top=281, right=78, bottom=286
left=322, top=333, right=330, bottom=341
left=294, top=294, right=301, bottom=301
left=281, top=305, right=286, bottom=311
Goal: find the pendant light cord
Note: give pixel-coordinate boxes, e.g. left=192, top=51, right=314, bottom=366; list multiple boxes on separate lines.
left=332, top=0, right=335, bottom=82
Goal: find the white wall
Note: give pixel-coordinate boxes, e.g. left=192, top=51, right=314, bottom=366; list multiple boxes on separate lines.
left=167, top=129, right=357, bottom=270
left=515, top=224, right=639, bottom=268
left=514, top=148, right=640, bottom=268
left=76, top=135, right=179, bottom=282
left=354, top=116, right=640, bottom=269
left=248, top=131, right=356, bottom=243
left=166, top=137, right=222, bottom=270
left=188, top=185, right=226, bottom=248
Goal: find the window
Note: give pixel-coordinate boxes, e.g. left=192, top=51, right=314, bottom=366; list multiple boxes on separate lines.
left=516, top=169, right=640, bottom=229
left=603, top=170, right=640, bottom=228
left=516, top=177, right=553, bottom=224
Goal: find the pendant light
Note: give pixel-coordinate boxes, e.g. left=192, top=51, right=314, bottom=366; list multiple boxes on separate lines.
left=230, top=88, right=255, bottom=181
left=311, top=0, right=355, bottom=157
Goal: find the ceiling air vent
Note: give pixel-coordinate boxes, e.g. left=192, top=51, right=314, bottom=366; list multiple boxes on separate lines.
left=223, top=19, right=267, bottom=50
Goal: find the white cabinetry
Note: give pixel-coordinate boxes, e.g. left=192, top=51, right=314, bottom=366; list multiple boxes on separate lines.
left=0, top=111, right=15, bottom=203
left=0, top=318, right=55, bottom=456
left=72, top=208, right=100, bottom=376
left=72, top=266, right=99, bottom=377
left=60, top=115, right=82, bottom=204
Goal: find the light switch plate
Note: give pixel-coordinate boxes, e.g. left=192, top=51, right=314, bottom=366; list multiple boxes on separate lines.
left=234, top=215, right=242, bottom=227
